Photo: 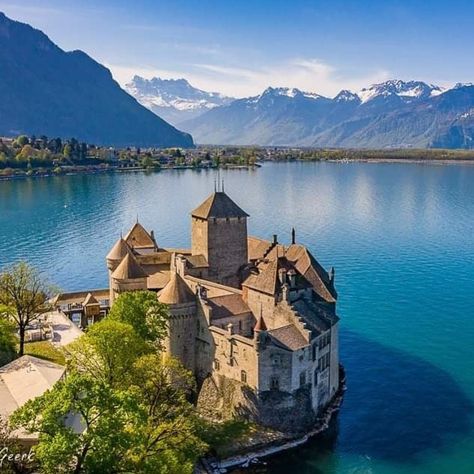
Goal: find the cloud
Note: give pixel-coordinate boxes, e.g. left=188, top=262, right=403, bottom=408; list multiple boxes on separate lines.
left=107, top=57, right=390, bottom=98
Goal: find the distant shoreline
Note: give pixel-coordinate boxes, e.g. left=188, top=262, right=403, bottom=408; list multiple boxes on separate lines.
left=0, top=163, right=260, bottom=182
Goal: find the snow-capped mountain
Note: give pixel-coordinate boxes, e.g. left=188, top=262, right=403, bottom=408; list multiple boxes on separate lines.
left=357, top=79, right=444, bottom=104
left=180, top=79, right=474, bottom=148
left=125, top=76, right=234, bottom=125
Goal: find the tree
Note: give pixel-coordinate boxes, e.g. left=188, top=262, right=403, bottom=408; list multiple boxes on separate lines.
left=14, top=135, right=29, bottom=147
left=126, top=354, right=205, bottom=473
left=11, top=373, right=142, bottom=474
left=66, top=319, right=149, bottom=388
left=12, top=348, right=206, bottom=473
left=0, top=315, right=16, bottom=365
left=0, top=262, right=55, bottom=356
left=107, top=291, right=169, bottom=346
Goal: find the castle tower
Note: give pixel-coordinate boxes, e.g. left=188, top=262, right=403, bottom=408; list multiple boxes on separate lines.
left=110, top=251, right=148, bottom=304
left=158, top=271, right=197, bottom=371
left=191, top=191, right=249, bottom=287
left=106, top=238, right=130, bottom=303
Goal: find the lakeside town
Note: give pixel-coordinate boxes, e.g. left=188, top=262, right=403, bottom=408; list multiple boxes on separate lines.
left=2, top=134, right=474, bottom=180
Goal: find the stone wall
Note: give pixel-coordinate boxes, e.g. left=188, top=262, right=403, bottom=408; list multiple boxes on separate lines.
left=191, top=216, right=247, bottom=287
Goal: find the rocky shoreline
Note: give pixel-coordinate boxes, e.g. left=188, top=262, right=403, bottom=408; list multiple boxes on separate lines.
left=198, top=367, right=346, bottom=473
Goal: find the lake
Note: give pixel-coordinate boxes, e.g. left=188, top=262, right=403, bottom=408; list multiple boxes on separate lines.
left=1, top=161, right=473, bottom=474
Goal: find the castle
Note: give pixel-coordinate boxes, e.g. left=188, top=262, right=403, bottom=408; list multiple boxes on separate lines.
left=105, top=189, right=340, bottom=430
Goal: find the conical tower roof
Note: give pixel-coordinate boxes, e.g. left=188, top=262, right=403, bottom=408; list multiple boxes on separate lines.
left=111, top=252, right=147, bottom=280
left=106, top=238, right=130, bottom=261
left=254, top=314, right=268, bottom=332
left=158, top=272, right=195, bottom=305
left=191, top=192, right=249, bottom=219
left=125, top=222, right=156, bottom=248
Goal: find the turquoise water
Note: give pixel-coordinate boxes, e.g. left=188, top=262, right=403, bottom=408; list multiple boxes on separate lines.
left=1, top=162, right=473, bottom=473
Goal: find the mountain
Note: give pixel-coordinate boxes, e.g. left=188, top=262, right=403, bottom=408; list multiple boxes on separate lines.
left=181, top=81, right=474, bottom=149
left=0, top=12, right=193, bottom=148
left=125, top=76, right=233, bottom=125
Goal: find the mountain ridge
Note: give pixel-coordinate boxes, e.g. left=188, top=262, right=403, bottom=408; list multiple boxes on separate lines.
left=0, top=12, right=193, bottom=148
left=125, top=76, right=233, bottom=125
left=170, top=80, right=474, bottom=148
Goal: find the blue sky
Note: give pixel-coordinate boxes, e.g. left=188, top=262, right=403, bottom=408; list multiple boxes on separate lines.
left=1, top=0, right=474, bottom=97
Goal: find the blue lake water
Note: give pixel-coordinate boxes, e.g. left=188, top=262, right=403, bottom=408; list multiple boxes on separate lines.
left=1, top=162, right=473, bottom=473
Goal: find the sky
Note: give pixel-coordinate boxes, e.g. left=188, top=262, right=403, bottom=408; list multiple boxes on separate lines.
left=1, top=0, right=474, bottom=98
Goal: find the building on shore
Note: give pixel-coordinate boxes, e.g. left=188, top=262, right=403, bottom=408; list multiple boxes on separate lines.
left=57, top=188, right=341, bottom=431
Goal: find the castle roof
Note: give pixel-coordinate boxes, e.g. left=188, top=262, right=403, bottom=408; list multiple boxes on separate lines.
left=158, top=272, right=195, bottom=305
left=106, top=238, right=130, bottom=261
left=207, top=294, right=251, bottom=320
left=125, top=222, right=156, bottom=249
left=191, top=192, right=249, bottom=219
left=254, top=314, right=267, bottom=331
left=285, top=244, right=337, bottom=303
left=83, top=292, right=99, bottom=306
left=111, top=252, right=147, bottom=280
left=268, top=324, right=308, bottom=351
left=248, top=236, right=273, bottom=261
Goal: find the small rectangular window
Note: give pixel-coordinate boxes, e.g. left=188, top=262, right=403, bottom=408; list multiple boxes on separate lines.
left=299, top=371, right=306, bottom=387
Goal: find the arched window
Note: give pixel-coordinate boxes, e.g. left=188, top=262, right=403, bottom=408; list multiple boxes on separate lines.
left=270, top=376, right=280, bottom=390
left=241, top=370, right=247, bottom=383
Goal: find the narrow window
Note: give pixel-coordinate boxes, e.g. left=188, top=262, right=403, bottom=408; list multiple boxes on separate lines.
left=241, top=370, right=247, bottom=383
left=312, top=344, right=317, bottom=361
left=270, top=376, right=280, bottom=390
left=214, top=359, right=220, bottom=370
left=299, top=371, right=306, bottom=387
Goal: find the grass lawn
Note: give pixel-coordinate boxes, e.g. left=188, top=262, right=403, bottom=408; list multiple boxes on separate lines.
left=23, top=341, right=66, bottom=366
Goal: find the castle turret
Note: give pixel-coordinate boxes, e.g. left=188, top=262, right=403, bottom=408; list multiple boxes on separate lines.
left=110, top=251, right=148, bottom=304
left=106, top=238, right=130, bottom=303
left=191, top=191, right=249, bottom=287
left=158, top=271, right=197, bottom=371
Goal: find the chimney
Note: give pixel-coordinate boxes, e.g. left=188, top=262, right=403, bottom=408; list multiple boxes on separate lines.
left=175, top=254, right=187, bottom=276
left=278, top=267, right=287, bottom=285
left=288, top=269, right=296, bottom=288
left=291, top=227, right=296, bottom=245
left=282, top=283, right=290, bottom=302
left=273, top=234, right=278, bottom=245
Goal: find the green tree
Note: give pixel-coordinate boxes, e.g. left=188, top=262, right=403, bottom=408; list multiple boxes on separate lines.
left=12, top=348, right=206, bottom=473
left=14, top=135, right=29, bottom=147
left=11, top=373, right=142, bottom=474
left=127, top=354, right=205, bottom=473
left=107, top=291, right=169, bottom=345
left=0, top=315, right=16, bottom=364
left=0, top=262, right=55, bottom=356
left=66, top=319, right=148, bottom=387
left=63, top=144, right=72, bottom=159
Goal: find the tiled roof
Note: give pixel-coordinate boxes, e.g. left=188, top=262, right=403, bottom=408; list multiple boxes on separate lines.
left=285, top=244, right=337, bottom=303
left=125, top=222, right=156, bottom=248
left=185, top=254, right=209, bottom=268
left=191, top=192, right=249, bottom=219
left=248, top=236, right=272, bottom=261
left=207, top=293, right=251, bottom=320
left=268, top=324, right=308, bottom=351
left=106, top=238, right=130, bottom=261
left=111, top=252, right=147, bottom=280
left=158, top=272, right=195, bottom=305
